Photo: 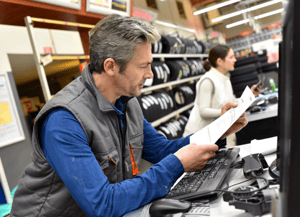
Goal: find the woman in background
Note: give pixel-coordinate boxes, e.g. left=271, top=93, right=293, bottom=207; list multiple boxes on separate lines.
left=183, top=44, right=262, bottom=145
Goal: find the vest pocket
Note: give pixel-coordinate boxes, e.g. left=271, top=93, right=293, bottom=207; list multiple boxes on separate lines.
left=129, top=133, right=144, bottom=174
left=95, top=148, right=120, bottom=183
left=106, top=149, right=120, bottom=183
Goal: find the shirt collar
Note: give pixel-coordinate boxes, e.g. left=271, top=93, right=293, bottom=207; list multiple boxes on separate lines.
left=210, top=67, right=230, bottom=82
left=110, top=98, right=124, bottom=115
left=81, top=64, right=133, bottom=113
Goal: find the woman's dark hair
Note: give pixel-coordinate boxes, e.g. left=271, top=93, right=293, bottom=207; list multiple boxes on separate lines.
left=203, top=44, right=231, bottom=71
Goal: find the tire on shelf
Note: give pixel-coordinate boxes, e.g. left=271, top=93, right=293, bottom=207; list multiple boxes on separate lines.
left=234, top=55, right=259, bottom=68
left=165, top=60, right=183, bottom=81
left=177, top=60, right=190, bottom=79
left=161, top=35, right=181, bottom=54
left=157, top=125, right=173, bottom=139
left=197, top=40, right=206, bottom=54
left=230, top=64, right=257, bottom=77
left=173, top=86, right=195, bottom=108
left=262, top=62, right=279, bottom=73
left=259, top=55, right=268, bottom=63
left=230, top=71, right=259, bottom=85
left=232, top=76, right=259, bottom=93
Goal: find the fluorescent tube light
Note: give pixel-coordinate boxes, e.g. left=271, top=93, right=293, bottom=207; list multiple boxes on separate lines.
left=226, top=19, right=250, bottom=28
left=193, top=0, right=241, bottom=16
left=254, top=8, right=284, bottom=19
left=178, top=27, right=196, bottom=33
left=213, top=0, right=283, bottom=22
left=226, top=8, right=284, bottom=28
left=155, top=20, right=196, bottom=33
left=155, top=20, right=178, bottom=29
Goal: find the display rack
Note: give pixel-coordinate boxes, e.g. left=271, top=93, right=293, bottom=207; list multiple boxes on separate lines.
left=141, top=75, right=202, bottom=93
left=141, top=54, right=207, bottom=126
left=25, top=16, right=95, bottom=102
left=25, top=16, right=207, bottom=129
left=152, top=53, right=208, bottom=61
left=151, top=102, right=194, bottom=127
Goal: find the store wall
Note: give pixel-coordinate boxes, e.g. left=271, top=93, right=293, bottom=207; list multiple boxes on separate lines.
left=0, top=72, right=33, bottom=191
left=134, top=0, right=206, bottom=40
left=214, top=2, right=283, bottom=38
left=0, top=24, right=84, bottom=74
left=0, top=24, right=85, bottom=190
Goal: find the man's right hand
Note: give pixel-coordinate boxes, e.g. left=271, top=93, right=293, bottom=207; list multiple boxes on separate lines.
left=174, top=143, right=219, bottom=172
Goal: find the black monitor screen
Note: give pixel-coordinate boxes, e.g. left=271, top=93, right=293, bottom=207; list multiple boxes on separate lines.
left=276, top=0, right=300, bottom=216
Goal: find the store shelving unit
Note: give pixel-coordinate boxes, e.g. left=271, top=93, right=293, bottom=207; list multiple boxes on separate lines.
left=141, top=75, right=202, bottom=93
left=25, top=16, right=94, bottom=102
left=152, top=53, right=208, bottom=60
left=141, top=53, right=207, bottom=127
left=142, top=75, right=202, bottom=127
left=151, top=102, right=194, bottom=127
left=25, top=15, right=208, bottom=128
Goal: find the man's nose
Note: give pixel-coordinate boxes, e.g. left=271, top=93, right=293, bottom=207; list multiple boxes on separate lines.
left=145, top=67, right=153, bottom=79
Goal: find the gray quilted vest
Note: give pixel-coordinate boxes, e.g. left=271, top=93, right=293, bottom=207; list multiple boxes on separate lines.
left=10, top=65, right=144, bottom=217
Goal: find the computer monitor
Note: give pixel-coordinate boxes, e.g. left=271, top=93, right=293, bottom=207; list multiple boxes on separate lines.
left=273, top=0, right=300, bottom=216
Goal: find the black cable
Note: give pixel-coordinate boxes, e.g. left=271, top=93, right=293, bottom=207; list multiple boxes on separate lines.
left=215, top=176, right=269, bottom=195
left=230, top=161, right=243, bottom=169
left=196, top=175, right=256, bottom=202
left=208, top=160, right=270, bottom=198
left=222, top=177, right=255, bottom=191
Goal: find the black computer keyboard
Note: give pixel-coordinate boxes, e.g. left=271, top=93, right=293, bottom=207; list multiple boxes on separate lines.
left=166, top=147, right=240, bottom=201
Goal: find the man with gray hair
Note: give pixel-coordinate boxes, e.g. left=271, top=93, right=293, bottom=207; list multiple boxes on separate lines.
left=10, top=14, right=247, bottom=217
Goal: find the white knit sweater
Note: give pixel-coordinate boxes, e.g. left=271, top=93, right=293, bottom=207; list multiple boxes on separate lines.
left=183, top=67, right=238, bottom=137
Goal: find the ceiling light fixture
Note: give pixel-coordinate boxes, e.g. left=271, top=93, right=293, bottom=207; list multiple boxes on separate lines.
left=155, top=20, right=196, bottom=33
left=226, top=19, right=250, bottom=28
left=213, top=0, right=283, bottom=22
left=193, top=0, right=241, bottom=16
left=253, top=8, right=284, bottom=20
left=226, top=8, right=284, bottom=28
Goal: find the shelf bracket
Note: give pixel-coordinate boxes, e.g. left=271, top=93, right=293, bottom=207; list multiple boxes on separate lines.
left=25, top=16, right=52, bottom=102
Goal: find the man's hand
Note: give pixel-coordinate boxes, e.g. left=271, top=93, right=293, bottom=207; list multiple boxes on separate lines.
left=174, top=143, right=219, bottom=172
left=220, top=101, right=248, bottom=140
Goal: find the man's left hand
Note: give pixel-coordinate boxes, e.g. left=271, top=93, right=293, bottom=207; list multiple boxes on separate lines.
left=220, top=102, right=248, bottom=140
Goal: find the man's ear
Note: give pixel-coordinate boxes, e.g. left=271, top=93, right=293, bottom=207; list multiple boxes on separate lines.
left=103, top=58, right=118, bottom=76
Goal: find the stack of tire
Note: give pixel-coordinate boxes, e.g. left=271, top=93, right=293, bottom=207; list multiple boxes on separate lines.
left=145, top=61, right=171, bottom=87
left=198, top=41, right=216, bottom=54
left=164, top=59, right=203, bottom=81
left=230, top=54, right=262, bottom=97
left=185, top=59, right=206, bottom=76
left=151, top=35, right=208, bottom=54
left=144, top=59, right=205, bottom=87
left=156, top=115, right=189, bottom=139
left=173, top=85, right=195, bottom=109
left=137, top=92, right=175, bottom=123
left=151, top=40, right=163, bottom=54
left=181, top=108, right=192, bottom=119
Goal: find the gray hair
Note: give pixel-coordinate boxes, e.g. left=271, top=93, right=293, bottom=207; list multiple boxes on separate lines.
left=89, top=14, right=161, bottom=73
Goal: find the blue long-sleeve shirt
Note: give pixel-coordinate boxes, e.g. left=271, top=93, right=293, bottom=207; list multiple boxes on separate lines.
left=41, top=107, right=191, bottom=217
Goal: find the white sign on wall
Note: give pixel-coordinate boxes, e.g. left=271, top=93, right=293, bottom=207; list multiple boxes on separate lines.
left=86, top=0, right=130, bottom=17
left=0, top=72, right=25, bottom=148
left=252, top=39, right=280, bottom=63
left=30, top=0, right=81, bottom=10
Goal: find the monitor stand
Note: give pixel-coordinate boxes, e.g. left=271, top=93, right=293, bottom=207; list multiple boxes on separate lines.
left=269, top=159, right=280, bottom=179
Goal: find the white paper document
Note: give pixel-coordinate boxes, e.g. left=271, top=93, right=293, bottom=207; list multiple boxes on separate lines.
left=190, top=86, right=256, bottom=145
left=251, top=136, right=277, bottom=155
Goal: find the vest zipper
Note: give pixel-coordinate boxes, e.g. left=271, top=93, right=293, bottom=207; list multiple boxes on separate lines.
left=122, top=106, right=127, bottom=180
left=116, top=105, right=127, bottom=181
